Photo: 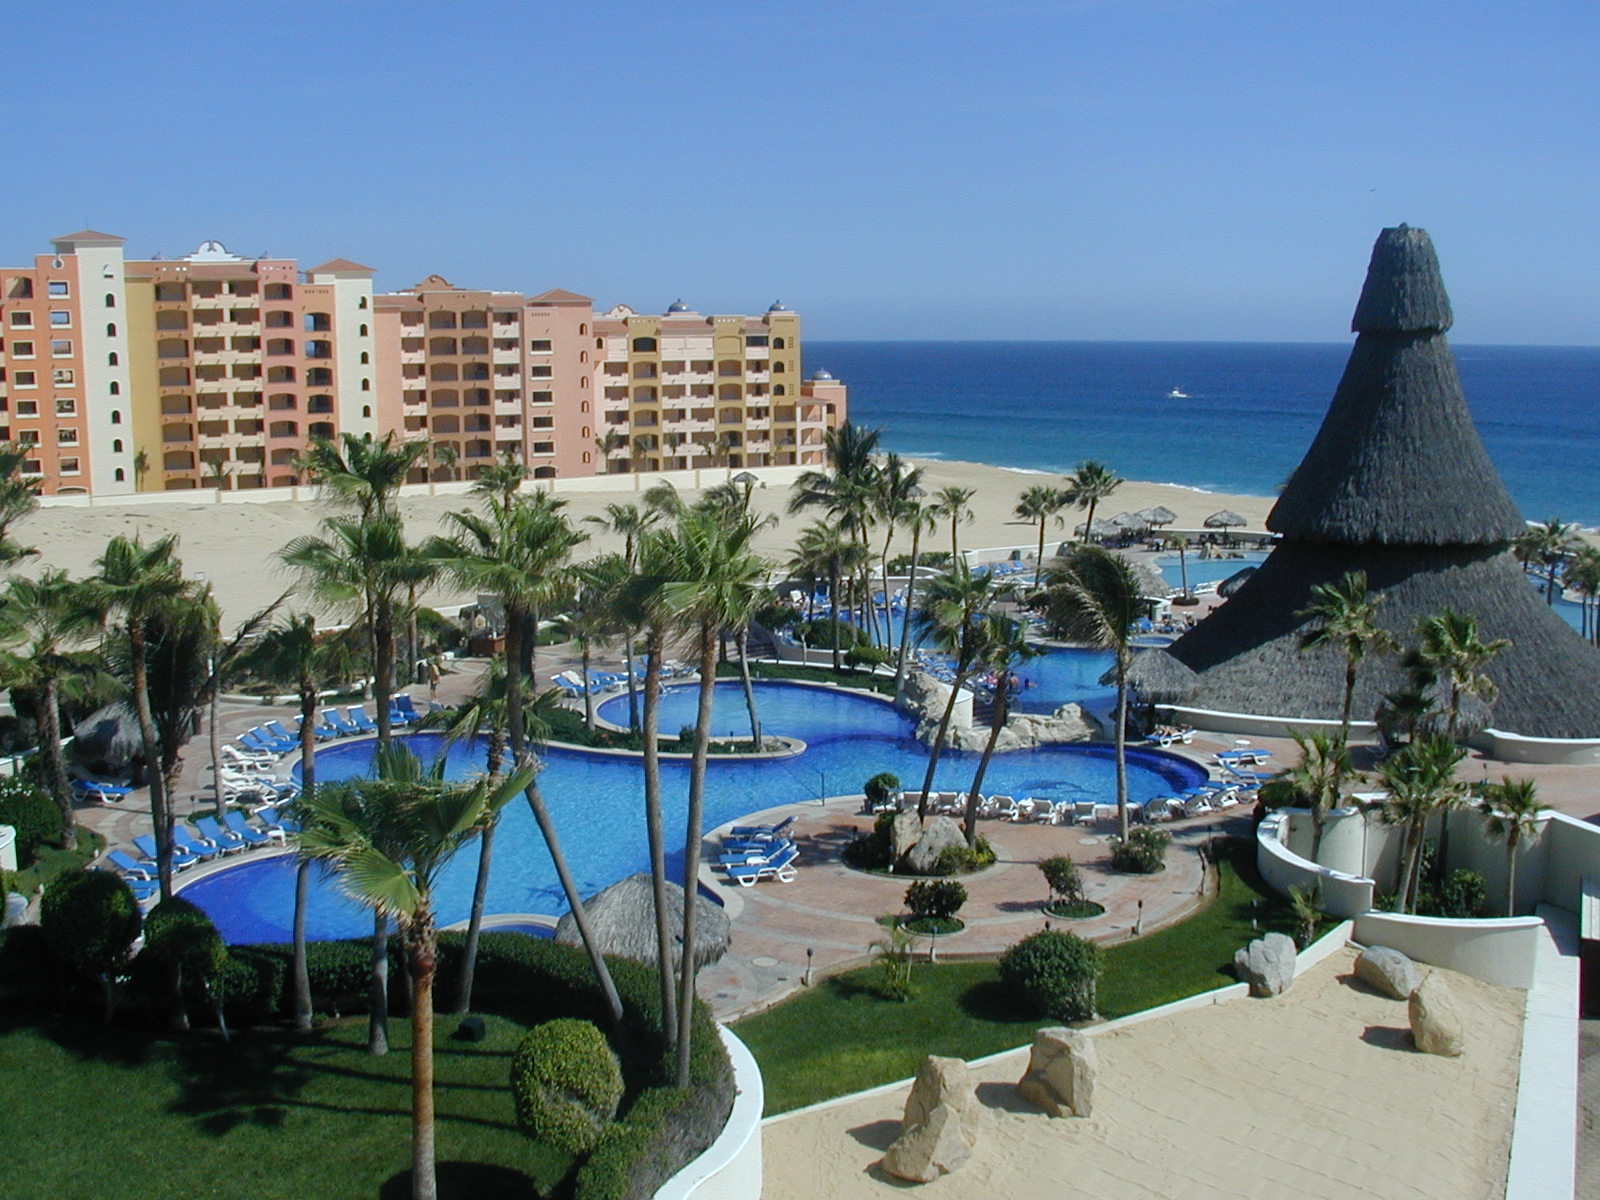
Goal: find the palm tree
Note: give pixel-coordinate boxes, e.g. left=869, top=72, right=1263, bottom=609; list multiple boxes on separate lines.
left=693, top=484, right=777, bottom=747
left=300, top=742, right=534, bottom=1200
left=594, top=429, right=627, bottom=473
left=660, top=506, right=769, bottom=1087
left=138, top=587, right=225, bottom=817
left=131, top=448, right=150, bottom=492
left=432, top=442, right=459, bottom=485
left=1513, top=518, right=1580, bottom=606
left=930, top=485, right=975, bottom=565
left=789, top=422, right=881, bottom=636
left=1268, top=730, right=1355, bottom=861
left=298, top=431, right=425, bottom=520
left=1065, top=460, right=1123, bottom=545
left=961, top=613, right=1039, bottom=848
left=1297, top=570, right=1398, bottom=741
left=0, top=571, right=98, bottom=845
left=585, top=502, right=659, bottom=729
left=788, top=522, right=867, bottom=673
left=1040, top=548, right=1145, bottom=842
left=909, top=564, right=1000, bottom=816
left=1413, top=608, right=1510, bottom=739
left=1377, top=734, right=1467, bottom=913
left=240, top=613, right=337, bottom=1030
left=567, top=557, right=626, bottom=732
left=424, top=493, right=623, bottom=1026
left=1479, top=777, right=1542, bottom=917
left=471, top=453, right=528, bottom=510
left=1564, top=544, right=1600, bottom=644
left=870, top=454, right=923, bottom=648
left=892, top=499, right=938, bottom=693
left=0, top=442, right=42, bottom=565
left=1016, top=485, right=1068, bottom=589
left=88, top=534, right=188, bottom=898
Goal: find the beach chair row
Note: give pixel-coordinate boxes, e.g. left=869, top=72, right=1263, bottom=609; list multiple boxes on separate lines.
left=714, top=816, right=799, bottom=886
left=235, top=697, right=426, bottom=758
left=104, top=807, right=299, bottom=899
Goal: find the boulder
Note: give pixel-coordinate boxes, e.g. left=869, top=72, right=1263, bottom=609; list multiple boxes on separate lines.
left=903, top=816, right=967, bottom=876
left=1355, top=945, right=1419, bottom=1000
left=1409, top=973, right=1464, bottom=1057
left=1233, top=932, right=1297, bottom=997
left=1015, top=1026, right=1098, bottom=1118
left=891, top=809, right=925, bottom=865
left=882, top=1055, right=980, bottom=1183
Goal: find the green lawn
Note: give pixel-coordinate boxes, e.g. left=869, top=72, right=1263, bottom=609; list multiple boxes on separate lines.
left=733, top=839, right=1297, bottom=1115
left=11, top=825, right=105, bottom=895
left=0, top=1012, right=566, bottom=1199
left=716, top=659, right=896, bottom=696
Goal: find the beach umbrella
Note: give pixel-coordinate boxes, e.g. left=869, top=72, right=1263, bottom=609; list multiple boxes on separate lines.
left=554, top=873, right=731, bottom=969
left=1110, top=511, right=1141, bottom=529
left=1099, top=650, right=1200, bottom=704
left=1071, top=519, right=1117, bottom=540
left=1139, top=506, right=1178, bottom=529
left=1204, top=510, right=1248, bottom=530
left=1217, top=567, right=1257, bottom=598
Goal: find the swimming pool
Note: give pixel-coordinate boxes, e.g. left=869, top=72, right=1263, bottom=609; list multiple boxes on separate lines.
left=182, top=680, right=1206, bottom=944
left=1157, top=550, right=1269, bottom=590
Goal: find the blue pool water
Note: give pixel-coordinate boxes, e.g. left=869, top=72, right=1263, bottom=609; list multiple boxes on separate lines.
left=1157, top=551, right=1268, bottom=591
left=183, top=680, right=1205, bottom=944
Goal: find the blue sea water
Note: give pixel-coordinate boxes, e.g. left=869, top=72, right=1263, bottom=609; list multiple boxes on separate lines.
left=809, top=341, right=1600, bottom=527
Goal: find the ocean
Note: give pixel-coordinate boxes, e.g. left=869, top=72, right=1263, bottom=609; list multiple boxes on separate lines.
left=809, top=341, right=1600, bottom=528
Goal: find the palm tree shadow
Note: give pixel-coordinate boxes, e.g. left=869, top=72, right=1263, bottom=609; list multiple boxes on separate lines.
left=380, top=1162, right=537, bottom=1199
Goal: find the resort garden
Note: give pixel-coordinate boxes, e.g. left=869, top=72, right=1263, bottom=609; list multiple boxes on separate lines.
left=0, top=371, right=1590, bottom=1197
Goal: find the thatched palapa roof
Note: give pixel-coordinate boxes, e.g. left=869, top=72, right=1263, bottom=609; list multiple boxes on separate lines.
left=554, top=874, right=730, bottom=969
left=1102, top=650, right=1200, bottom=704
left=1169, top=226, right=1600, bottom=740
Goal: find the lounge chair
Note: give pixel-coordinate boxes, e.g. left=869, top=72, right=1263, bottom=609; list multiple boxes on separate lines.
left=393, top=694, right=421, bottom=722
left=728, top=815, right=796, bottom=839
left=134, top=834, right=199, bottom=871
left=978, top=795, right=1017, bottom=820
left=72, top=779, right=133, bottom=804
left=247, top=726, right=296, bottom=753
left=725, top=843, right=799, bottom=886
left=717, top=839, right=794, bottom=867
left=222, top=810, right=275, bottom=848
left=171, top=828, right=221, bottom=861
left=220, top=744, right=275, bottom=772
left=127, top=876, right=159, bottom=903
left=194, top=813, right=250, bottom=853
left=324, top=708, right=361, bottom=736
left=295, top=714, right=339, bottom=742
left=106, top=848, right=156, bottom=878
left=256, top=804, right=301, bottom=835
left=346, top=705, right=377, bottom=733
left=1183, top=794, right=1214, bottom=817
left=265, top=720, right=302, bottom=744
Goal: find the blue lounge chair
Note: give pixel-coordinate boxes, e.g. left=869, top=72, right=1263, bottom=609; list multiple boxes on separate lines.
left=194, top=814, right=249, bottom=854
left=127, top=877, right=159, bottom=903
left=728, top=815, right=796, bottom=839
left=264, top=720, right=300, bottom=743
left=72, top=779, right=134, bottom=804
left=725, top=843, right=799, bottom=887
left=393, top=693, right=421, bottom=722
left=324, top=708, right=361, bottom=736
left=107, top=848, right=156, bottom=878
left=347, top=705, right=377, bottom=733
left=718, top=839, right=794, bottom=867
left=134, top=834, right=199, bottom=871
left=222, top=810, right=274, bottom=848
left=721, top=833, right=795, bottom=856
left=171, top=828, right=220, bottom=861
left=248, top=726, right=296, bottom=753
left=295, top=714, right=339, bottom=742
left=256, top=804, right=301, bottom=835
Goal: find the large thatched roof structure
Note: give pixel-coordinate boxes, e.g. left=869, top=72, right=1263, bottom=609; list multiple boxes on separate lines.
left=1169, top=226, right=1600, bottom=739
left=554, top=874, right=731, bottom=970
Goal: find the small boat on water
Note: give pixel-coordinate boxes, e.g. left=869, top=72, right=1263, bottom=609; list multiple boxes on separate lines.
left=1167, top=387, right=1189, bottom=399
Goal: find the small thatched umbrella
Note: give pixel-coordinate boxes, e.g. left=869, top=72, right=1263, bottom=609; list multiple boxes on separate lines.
left=1139, top=505, right=1178, bottom=530
left=69, top=703, right=143, bottom=779
left=1204, top=509, right=1249, bottom=546
left=554, top=874, right=731, bottom=970
left=1101, top=650, right=1201, bottom=705
left=1217, top=567, right=1257, bottom=598
left=1071, top=519, right=1118, bottom=542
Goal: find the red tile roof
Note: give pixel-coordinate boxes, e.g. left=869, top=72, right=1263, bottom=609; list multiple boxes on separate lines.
left=528, top=288, right=593, bottom=305
left=306, top=258, right=376, bottom=275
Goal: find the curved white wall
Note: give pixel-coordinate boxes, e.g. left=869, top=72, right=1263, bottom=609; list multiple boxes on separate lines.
left=1351, top=910, right=1543, bottom=989
left=1479, top=727, right=1600, bottom=766
left=1256, top=812, right=1375, bottom=919
left=655, top=1025, right=764, bottom=1200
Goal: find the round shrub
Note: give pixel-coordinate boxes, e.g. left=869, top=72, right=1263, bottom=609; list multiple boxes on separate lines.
left=932, top=835, right=996, bottom=876
left=511, top=1018, right=624, bottom=1156
left=863, top=772, right=900, bottom=809
left=0, top=775, right=64, bottom=864
left=905, top=879, right=967, bottom=922
left=1039, top=856, right=1084, bottom=905
left=842, top=811, right=894, bottom=871
left=40, top=869, right=141, bottom=1000
left=999, top=929, right=1102, bottom=1021
left=844, top=645, right=890, bottom=671
left=1111, top=826, right=1171, bottom=874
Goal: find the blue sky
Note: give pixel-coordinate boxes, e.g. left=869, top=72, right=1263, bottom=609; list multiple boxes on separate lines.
left=5, top=1, right=1595, bottom=343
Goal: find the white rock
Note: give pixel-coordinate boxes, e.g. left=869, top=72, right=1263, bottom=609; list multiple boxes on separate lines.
left=1355, top=945, right=1419, bottom=1000
left=882, top=1055, right=980, bottom=1183
left=1409, top=973, right=1465, bottom=1056
left=1016, top=1026, right=1098, bottom=1118
left=1234, top=931, right=1297, bottom=997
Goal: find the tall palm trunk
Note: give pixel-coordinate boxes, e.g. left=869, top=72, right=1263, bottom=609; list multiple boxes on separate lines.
left=39, top=677, right=74, bottom=850
left=293, top=677, right=318, bottom=1030
left=208, top=646, right=225, bottom=821
left=456, top=730, right=506, bottom=1013
left=580, top=639, right=596, bottom=731
left=894, top=521, right=924, bottom=692
left=963, top=676, right=1011, bottom=849
left=624, top=634, right=639, bottom=731
left=879, top=527, right=897, bottom=650
left=1114, top=652, right=1130, bottom=843
left=506, top=607, right=624, bottom=1027
left=1033, top=518, right=1047, bottom=589
left=828, top=564, right=843, bottom=672
left=1340, top=658, right=1357, bottom=743
left=1504, top=832, right=1521, bottom=918
left=950, top=516, right=960, bottom=564
left=408, top=913, right=439, bottom=1200
left=676, top=621, right=718, bottom=1087
left=736, top=628, right=761, bottom=748
left=130, top=619, right=175, bottom=900
left=916, top=664, right=975, bottom=818
left=375, top=594, right=395, bottom=745
left=369, top=912, right=390, bottom=1054
left=641, top=627, right=677, bottom=1050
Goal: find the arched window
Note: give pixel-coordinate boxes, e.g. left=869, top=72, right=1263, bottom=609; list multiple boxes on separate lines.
left=109, top=381, right=120, bottom=395
left=359, top=323, right=369, bottom=336
left=114, top=467, right=125, bottom=482
left=360, top=351, right=369, bottom=364
left=106, top=323, right=117, bottom=337
left=105, top=293, right=117, bottom=308
left=580, top=399, right=589, bottom=412
left=773, top=337, right=786, bottom=349
left=360, top=378, right=371, bottom=391
left=773, top=361, right=785, bottom=373
left=774, top=385, right=786, bottom=396
left=362, top=405, right=372, bottom=418
left=595, top=337, right=603, bottom=349
left=580, top=350, right=588, bottom=363
left=107, top=352, right=119, bottom=366
left=582, top=451, right=591, bottom=464
left=358, top=296, right=369, bottom=309
left=579, top=323, right=587, bottom=335
left=113, top=439, right=124, bottom=453
left=631, top=337, right=657, bottom=352
left=111, top=410, right=122, bottom=424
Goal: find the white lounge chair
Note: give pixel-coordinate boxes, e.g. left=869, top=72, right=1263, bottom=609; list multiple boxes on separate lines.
left=726, top=843, right=799, bottom=886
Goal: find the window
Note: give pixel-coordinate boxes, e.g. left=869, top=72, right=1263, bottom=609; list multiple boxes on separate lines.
left=48, top=281, right=69, bottom=297
left=582, top=451, right=591, bottom=464
left=530, top=365, right=553, bottom=378
left=50, top=311, right=71, bottom=327
left=359, top=351, right=369, bottom=364
left=11, top=341, right=33, bottom=358
left=114, top=467, right=125, bottom=482
left=55, top=397, right=76, bottom=415
left=109, top=382, right=120, bottom=395
left=106, top=323, right=117, bottom=337
left=58, top=428, right=80, bottom=445
left=532, top=441, right=555, bottom=455
left=362, top=404, right=372, bottom=419
left=59, top=457, right=80, bottom=475
left=111, top=409, right=122, bottom=424
left=772, top=361, right=785, bottom=373
left=17, top=430, right=39, bottom=444
left=9, top=312, right=32, bottom=328
left=105, top=293, right=116, bottom=308
left=15, top=401, right=38, bottom=417
left=53, top=369, right=75, bottom=386
left=113, top=438, right=123, bottom=453
left=774, top=385, right=785, bottom=395
left=359, top=323, right=369, bottom=337
left=773, top=337, right=786, bottom=349
left=631, top=337, right=657, bottom=353
left=107, top=352, right=119, bottom=366
left=529, top=339, right=552, bottom=353
left=746, top=335, right=768, bottom=348
left=358, top=295, right=368, bottom=309
left=13, top=371, right=36, bottom=388
left=51, top=339, right=72, bottom=357
left=530, top=391, right=552, bottom=404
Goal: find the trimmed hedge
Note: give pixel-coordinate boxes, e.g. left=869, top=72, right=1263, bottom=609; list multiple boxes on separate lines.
left=0, top=776, right=64, bottom=864
left=999, top=929, right=1102, bottom=1022
left=512, top=1018, right=623, bottom=1155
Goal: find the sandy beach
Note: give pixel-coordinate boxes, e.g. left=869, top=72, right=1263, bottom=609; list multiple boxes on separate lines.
left=16, top=458, right=1276, bottom=625
left=760, top=947, right=1523, bottom=1200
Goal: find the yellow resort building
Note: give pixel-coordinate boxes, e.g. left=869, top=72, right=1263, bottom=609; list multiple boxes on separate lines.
left=0, top=230, right=846, bottom=495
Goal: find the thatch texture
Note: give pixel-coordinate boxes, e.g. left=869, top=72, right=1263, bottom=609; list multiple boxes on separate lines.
left=1204, top=510, right=1248, bottom=530
left=554, top=874, right=730, bottom=969
left=1169, top=541, right=1600, bottom=738
left=1102, top=649, right=1200, bottom=704
left=69, top=703, right=142, bottom=776
left=1169, top=226, right=1600, bottom=740
left=1217, top=567, right=1256, bottom=598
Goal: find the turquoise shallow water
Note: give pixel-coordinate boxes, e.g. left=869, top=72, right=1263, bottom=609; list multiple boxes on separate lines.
left=182, top=679, right=1204, bottom=944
